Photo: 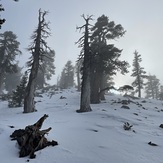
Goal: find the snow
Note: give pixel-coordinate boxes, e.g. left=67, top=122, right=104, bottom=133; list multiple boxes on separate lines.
left=1, top=88, right=163, bottom=163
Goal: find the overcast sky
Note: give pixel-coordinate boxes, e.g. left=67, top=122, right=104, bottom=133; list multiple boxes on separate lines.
left=1, top=0, right=163, bottom=87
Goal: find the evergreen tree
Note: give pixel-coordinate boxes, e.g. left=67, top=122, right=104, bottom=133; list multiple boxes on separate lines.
left=59, top=68, right=66, bottom=89
left=76, top=15, right=92, bottom=113
left=90, top=15, right=128, bottom=103
left=131, top=50, right=147, bottom=98
left=4, top=65, right=22, bottom=93
left=145, top=74, right=160, bottom=99
left=65, top=60, right=74, bottom=88
left=0, top=31, right=21, bottom=93
left=153, top=76, right=160, bottom=99
left=59, top=60, right=74, bottom=89
left=159, top=85, right=163, bottom=100
left=8, top=72, right=28, bottom=107
left=100, top=74, right=115, bottom=100
left=36, top=50, right=55, bottom=89
left=24, top=9, right=54, bottom=113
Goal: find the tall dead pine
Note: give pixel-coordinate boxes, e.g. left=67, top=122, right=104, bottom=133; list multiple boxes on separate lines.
left=76, top=15, right=92, bottom=113
left=24, top=9, right=52, bottom=113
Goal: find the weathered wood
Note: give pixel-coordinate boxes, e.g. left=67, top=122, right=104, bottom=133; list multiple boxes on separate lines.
left=10, top=114, right=58, bottom=159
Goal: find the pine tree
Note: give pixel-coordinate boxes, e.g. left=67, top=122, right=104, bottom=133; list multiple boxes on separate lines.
left=59, top=68, right=66, bottom=89
left=4, top=65, right=22, bottom=93
left=65, top=60, right=74, bottom=88
left=159, top=85, right=163, bottom=100
left=145, top=74, right=160, bottom=99
left=24, top=9, right=54, bottom=113
left=59, top=60, right=74, bottom=89
left=76, top=15, right=92, bottom=113
left=8, top=72, right=28, bottom=107
left=90, top=15, right=128, bottom=103
left=153, top=76, right=160, bottom=99
left=131, top=50, right=147, bottom=98
left=100, top=75, right=115, bottom=100
left=36, top=50, right=55, bottom=89
left=0, top=31, right=21, bottom=93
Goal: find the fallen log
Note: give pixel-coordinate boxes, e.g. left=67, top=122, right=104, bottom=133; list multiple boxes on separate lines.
left=10, top=114, right=58, bottom=159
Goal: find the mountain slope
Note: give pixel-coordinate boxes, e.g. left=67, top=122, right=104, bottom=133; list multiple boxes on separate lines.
left=0, top=89, right=163, bottom=163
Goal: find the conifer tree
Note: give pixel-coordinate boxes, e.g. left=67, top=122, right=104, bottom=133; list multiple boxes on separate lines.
left=76, top=15, right=92, bottom=113
left=36, top=50, right=55, bottom=89
left=0, top=31, right=21, bottom=93
left=8, top=72, right=28, bottom=107
left=159, top=85, right=163, bottom=100
left=59, top=68, right=66, bottom=89
left=131, top=50, right=147, bottom=98
left=90, top=15, right=128, bottom=103
left=59, top=60, right=74, bottom=89
left=24, top=9, right=54, bottom=113
left=4, top=65, right=22, bottom=93
left=145, top=74, right=160, bottom=99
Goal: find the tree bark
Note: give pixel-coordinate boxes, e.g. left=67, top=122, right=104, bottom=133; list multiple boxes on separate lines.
left=99, top=74, right=106, bottom=101
left=90, top=72, right=101, bottom=104
left=0, top=72, right=4, bottom=93
left=79, top=49, right=92, bottom=112
left=77, top=65, right=81, bottom=92
left=79, top=72, right=91, bottom=112
left=138, top=75, right=141, bottom=98
left=24, top=70, right=38, bottom=113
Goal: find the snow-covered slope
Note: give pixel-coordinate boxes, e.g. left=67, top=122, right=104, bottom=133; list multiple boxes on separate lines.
left=0, top=89, right=163, bottom=163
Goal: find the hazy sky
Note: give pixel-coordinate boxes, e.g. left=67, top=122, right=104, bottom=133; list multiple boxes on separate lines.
left=1, top=0, right=163, bottom=86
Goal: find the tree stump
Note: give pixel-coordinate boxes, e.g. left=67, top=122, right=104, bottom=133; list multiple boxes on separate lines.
left=10, top=114, right=58, bottom=159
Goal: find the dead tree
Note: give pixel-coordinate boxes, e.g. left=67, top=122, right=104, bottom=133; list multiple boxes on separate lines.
left=10, top=114, right=58, bottom=159
left=24, top=9, right=53, bottom=113
left=76, top=15, right=93, bottom=113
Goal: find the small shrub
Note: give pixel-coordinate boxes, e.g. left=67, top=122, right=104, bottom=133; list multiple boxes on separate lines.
left=123, top=122, right=133, bottom=130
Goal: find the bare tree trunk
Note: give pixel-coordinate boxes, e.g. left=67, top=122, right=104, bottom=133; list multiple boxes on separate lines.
left=77, top=65, right=81, bottom=91
left=138, top=75, right=141, bottom=98
left=0, top=72, right=4, bottom=93
left=24, top=51, right=40, bottom=113
left=90, top=72, right=100, bottom=104
left=79, top=49, right=92, bottom=112
left=100, top=74, right=106, bottom=101
left=24, top=62, right=39, bottom=113
left=79, top=69, right=91, bottom=112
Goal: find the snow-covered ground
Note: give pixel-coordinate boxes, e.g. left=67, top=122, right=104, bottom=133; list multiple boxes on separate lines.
left=0, top=88, right=163, bottom=163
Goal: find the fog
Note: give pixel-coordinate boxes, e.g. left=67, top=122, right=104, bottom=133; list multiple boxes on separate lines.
left=1, top=0, right=163, bottom=86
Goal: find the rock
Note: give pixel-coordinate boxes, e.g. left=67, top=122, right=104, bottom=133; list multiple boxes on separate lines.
left=121, top=105, right=130, bottom=109
left=148, top=141, right=158, bottom=146
left=159, top=124, right=163, bottom=128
